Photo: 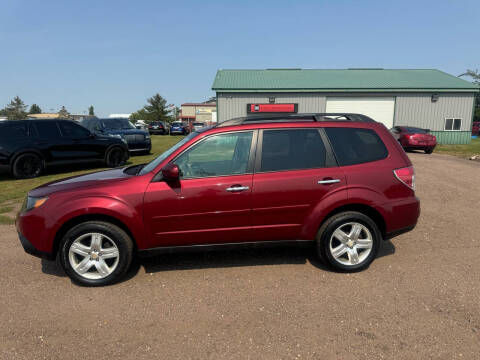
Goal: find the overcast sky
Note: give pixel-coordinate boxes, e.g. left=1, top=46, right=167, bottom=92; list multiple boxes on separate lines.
left=1, top=0, right=479, bottom=117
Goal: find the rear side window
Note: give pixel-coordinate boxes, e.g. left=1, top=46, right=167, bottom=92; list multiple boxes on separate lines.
left=34, top=121, right=61, bottom=140
left=325, top=128, right=388, bottom=166
left=58, top=121, right=90, bottom=139
left=0, top=122, right=28, bottom=139
left=260, top=129, right=326, bottom=172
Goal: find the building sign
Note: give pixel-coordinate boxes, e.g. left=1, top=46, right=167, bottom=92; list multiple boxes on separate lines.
left=247, top=103, right=298, bottom=113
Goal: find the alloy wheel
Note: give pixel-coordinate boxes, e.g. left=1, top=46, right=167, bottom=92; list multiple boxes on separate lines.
left=329, top=222, right=373, bottom=266
left=68, top=233, right=120, bottom=280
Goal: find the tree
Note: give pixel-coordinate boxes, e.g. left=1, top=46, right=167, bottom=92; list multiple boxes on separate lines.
left=459, top=69, right=480, bottom=83
left=5, top=96, right=27, bottom=120
left=131, top=93, right=172, bottom=123
left=88, top=105, right=95, bottom=116
left=459, top=69, right=480, bottom=121
left=129, top=108, right=151, bottom=122
left=28, top=104, right=42, bottom=114
left=58, top=106, right=70, bottom=119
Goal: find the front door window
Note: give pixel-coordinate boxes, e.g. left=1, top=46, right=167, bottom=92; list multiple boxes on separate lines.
left=175, top=131, right=253, bottom=178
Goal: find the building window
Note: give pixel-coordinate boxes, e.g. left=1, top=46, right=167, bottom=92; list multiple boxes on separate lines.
left=445, top=118, right=462, bottom=131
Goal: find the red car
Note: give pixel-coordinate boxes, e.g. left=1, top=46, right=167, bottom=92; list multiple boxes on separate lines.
left=472, top=121, right=480, bottom=136
left=17, top=113, right=420, bottom=286
left=390, top=126, right=437, bottom=154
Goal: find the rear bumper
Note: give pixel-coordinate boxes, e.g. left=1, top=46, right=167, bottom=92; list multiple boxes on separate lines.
left=382, top=196, right=420, bottom=238
left=404, top=144, right=436, bottom=150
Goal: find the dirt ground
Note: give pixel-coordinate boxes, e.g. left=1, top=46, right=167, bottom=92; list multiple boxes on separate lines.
left=0, top=152, right=479, bottom=360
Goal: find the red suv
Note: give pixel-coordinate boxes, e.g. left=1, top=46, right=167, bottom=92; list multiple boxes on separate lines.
left=17, top=113, right=420, bottom=286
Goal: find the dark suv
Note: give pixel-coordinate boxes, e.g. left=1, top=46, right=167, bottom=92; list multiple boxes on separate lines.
left=0, top=119, right=129, bottom=179
left=17, top=113, right=420, bottom=286
left=80, top=118, right=151, bottom=153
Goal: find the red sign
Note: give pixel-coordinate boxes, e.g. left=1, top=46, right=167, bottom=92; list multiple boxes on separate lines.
left=247, top=103, right=298, bottom=113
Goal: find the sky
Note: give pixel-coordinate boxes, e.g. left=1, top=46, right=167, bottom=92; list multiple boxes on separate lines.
left=0, top=0, right=479, bottom=117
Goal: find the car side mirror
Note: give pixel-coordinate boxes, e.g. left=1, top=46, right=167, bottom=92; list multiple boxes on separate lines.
left=161, top=163, right=181, bottom=181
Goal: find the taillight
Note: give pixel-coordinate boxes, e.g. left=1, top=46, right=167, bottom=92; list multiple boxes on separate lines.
left=394, top=166, right=415, bottom=190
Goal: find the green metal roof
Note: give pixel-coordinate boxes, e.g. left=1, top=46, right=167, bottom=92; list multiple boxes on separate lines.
left=212, top=69, right=479, bottom=93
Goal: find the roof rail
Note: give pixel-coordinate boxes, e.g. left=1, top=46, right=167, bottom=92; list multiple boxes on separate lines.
left=216, top=113, right=375, bottom=127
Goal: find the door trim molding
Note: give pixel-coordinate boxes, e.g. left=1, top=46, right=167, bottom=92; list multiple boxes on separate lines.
left=138, top=239, right=315, bottom=257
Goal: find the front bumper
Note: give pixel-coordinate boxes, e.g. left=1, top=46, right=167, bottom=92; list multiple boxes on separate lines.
left=18, top=231, right=54, bottom=260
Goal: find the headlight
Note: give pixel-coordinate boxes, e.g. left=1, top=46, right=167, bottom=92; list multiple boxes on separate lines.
left=145, top=134, right=150, bottom=139
left=22, top=196, right=48, bottom=212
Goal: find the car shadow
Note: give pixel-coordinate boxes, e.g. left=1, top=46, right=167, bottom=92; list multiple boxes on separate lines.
left=139, top=240, right=396, bottom=275
left=40, top=240, right=396, bottom=282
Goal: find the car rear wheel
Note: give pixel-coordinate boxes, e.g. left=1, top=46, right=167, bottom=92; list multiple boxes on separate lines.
left=316, top=211, right=380, bottom=272
left=425, top=148, right=433, bottom=154
left=59, top=221, right=133, bottom=286
left=105, top=146, right=126, bottom=167
left=12, top=153, right=43, bottom=179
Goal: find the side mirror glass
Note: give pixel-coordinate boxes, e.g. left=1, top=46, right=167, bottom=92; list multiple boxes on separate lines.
left=161, top=163, right=180, bottom=181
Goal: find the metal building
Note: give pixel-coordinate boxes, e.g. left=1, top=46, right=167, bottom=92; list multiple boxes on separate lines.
left=212, top=69, right=479, bottom=144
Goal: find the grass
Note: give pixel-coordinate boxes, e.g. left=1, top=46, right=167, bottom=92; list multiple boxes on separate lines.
left=0, top=215, right=14, bottom=225
left=435, top=138, right=480, bottom=158
left=0, top=135, right=185, bottom=209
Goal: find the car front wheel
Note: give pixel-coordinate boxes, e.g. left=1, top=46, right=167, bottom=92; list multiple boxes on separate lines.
left=316, top=211, right=381, bottom=272
left=59, top=221, right=133, bottom=286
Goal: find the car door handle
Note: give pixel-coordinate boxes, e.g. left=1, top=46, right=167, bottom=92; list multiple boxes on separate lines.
left=318, top=179, right=341, bottom=185
left=226, top=185, right=250, bottom=192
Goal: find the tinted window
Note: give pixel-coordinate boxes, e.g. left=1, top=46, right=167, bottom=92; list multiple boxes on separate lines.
left=0, top=122, right=28, bottom=139
left=58, top=121, right=90, bottom=138
left=35, top=121, right=61, bottom=140
left=260, top=129, right=326, bottom=172
left=325, top=128, right=388, bottom=166
left=175, top=131, right=253, bottom=178
left=403, top=127, right=429, bottom=134
left=102, top=118, right=135, bottom=130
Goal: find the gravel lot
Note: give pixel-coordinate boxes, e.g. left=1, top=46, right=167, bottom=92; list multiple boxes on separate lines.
left=1, top=152, right=479, bottom=359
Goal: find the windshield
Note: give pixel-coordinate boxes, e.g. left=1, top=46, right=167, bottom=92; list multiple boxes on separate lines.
left=139, top=132, right=198, bottom=175
left=103, top=118, right=136, bottom=130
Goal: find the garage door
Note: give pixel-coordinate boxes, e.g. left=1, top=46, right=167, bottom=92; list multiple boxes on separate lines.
left=326, top=97, right=395, bottom=128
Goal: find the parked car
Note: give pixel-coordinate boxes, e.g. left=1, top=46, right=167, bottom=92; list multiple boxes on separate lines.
left=472, top=121, right=480, bottom=136
left=134, top=120, right=147, bottom=130
left=148, top=121, right=168, bottom=135
left=169, top=122, right=189, bottom=135
left=80, top=118, right=151, bottom=154
left=0, top=119, right=129, bottom=179
left=390, top=126, right=437, bottom=154
left=17, top=113, right=420, bottom=286
left=192, top=122, right=206, bottom=131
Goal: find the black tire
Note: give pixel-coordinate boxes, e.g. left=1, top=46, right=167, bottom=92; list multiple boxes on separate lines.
left=12, top=153, right=43, bottom=179
left=425, top=148, right=433, bottom=154
left=316, top=211, right=381, bottom=272
left=105, top=146, right=126, bottom=167
left=59, top=221, right=133, bottom=286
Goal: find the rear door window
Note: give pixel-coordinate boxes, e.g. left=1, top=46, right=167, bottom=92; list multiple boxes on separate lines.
left=260, top=129, right=327, bottom=172
left=34, top=121, right=61, bottom=140
left=58, top=121, right=90, bottom=139
left=325, top=128, right=388, bottom=166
